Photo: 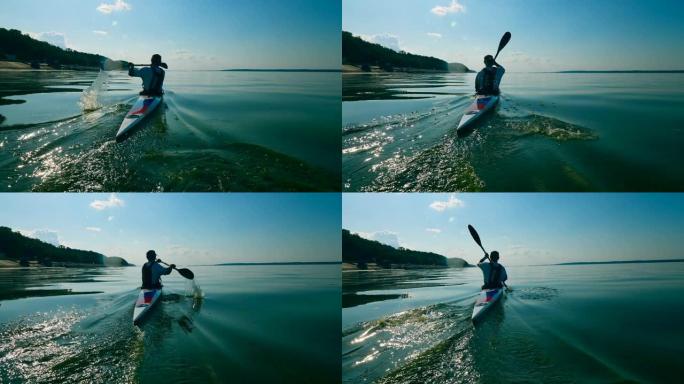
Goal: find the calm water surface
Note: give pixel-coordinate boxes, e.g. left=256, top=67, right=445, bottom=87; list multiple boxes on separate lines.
left=0, top=70, right=340, bottom=191
left=342, top=262, right=684, bottom=383
left=0, top=264, right=340, bottom=383
left=343, top=72, right=684, bottom=192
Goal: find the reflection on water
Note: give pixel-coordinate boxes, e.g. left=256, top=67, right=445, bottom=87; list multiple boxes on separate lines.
left=0, top=265, right=340, bottom=383
left=0, top=70, right=340, bottom=192
left=343, top=72, right=684, bottom=192
left=342, top=263, right=684, bottom=384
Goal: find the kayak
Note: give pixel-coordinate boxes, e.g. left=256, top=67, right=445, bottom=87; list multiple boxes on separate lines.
left=116, top=95, right=163, bottom=140
left=133, top=288, right=162, bottom=324
left=471, top=287, right=505, bottom=322
left=457, top=95, right=499, bottom=133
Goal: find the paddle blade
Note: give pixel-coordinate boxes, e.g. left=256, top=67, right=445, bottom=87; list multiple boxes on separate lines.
left=494, top=32, right=512, bottom=59
left=177, top=268, right=194, bottom=280
left=468, top=224, right=482, bottom=247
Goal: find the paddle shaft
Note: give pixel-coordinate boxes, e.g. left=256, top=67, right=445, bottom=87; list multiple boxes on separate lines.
left=157, top=260, right=194, bottom=280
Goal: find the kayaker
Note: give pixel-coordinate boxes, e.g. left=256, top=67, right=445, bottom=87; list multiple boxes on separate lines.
left=141, top=250, right=174, bottom=289
left=128, top=54, right=167, bottom=96
left=475, top=55, right=505, bottom=96
left=477, top=251, right=508, bottom=289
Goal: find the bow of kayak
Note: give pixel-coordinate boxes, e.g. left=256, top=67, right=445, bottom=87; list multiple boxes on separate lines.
left=457, top=95, right=499, bottom=133
left=116, top=95, right=163, bottom=140
left=133, top=288, right=162, bottom=325
left=471, top=287, right=505, bottom=322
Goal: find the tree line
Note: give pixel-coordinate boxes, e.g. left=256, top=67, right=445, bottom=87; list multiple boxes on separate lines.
left=0, top=226, right=109, bottom=266
left=0, top=28, right=106, bottom=68
left=342, top=31, right=448, bottom=72
left=343, top=229, right=447, bottom=268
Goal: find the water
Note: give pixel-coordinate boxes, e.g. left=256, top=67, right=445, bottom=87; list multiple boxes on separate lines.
left=342, top=72, right=684, bottom=192
left=0, top=264, right=341, bottom=383
left=342, top=262, right=684, bottom=383
left=0, top=70, right=341, bottom=192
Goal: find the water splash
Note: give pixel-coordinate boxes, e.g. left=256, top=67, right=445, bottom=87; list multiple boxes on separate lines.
left=184, top=278, right=204, bottom=300
left=79, top=71, right=109, bottom=112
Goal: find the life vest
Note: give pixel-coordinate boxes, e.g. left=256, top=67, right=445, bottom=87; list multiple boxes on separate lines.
left=483, top=263, right=503, bottom=289
left=144, top=66, right=165, bottom=96
left=141, top=262, right=162, bottom=289
left=478, top=67, right=499, bottom=96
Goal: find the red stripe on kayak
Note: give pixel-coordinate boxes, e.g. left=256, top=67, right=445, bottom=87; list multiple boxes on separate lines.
left=128, top=98, right=155, bottom=116
left=483, top=290, right=499, bottom=302
left=476, top=98, right=491, bottom=110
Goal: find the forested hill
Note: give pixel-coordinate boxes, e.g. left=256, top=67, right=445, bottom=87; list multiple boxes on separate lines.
left=342, top=31, right=448, bottom=72
left=0, top=28, right=127, bottom=69
left=0, top=226, right=131, bottom=267
left=343, top=229, right=450, bottom=268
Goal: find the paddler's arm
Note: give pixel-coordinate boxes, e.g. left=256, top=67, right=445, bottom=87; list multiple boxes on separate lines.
left=156, top=259, right=175, bottom=275
left=128, top=63, right=141, bottom=77
left=475, top=71, right=484, bottom=93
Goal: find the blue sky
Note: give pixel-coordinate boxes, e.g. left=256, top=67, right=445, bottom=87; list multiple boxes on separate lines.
left=343, top=0, right=684, bottom=71
left=1, top=193, right=341, bottom=265
left=343, top=193, right=684, bottom=266
left=0, top=0, right=340, bottom=70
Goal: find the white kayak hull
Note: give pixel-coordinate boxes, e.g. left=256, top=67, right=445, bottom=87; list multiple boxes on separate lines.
left=457, top=95, right=499, bottom=132
left=471, top=287, right=505, bottom=322
left=116, top=95, right=163, bottom=140
left=133, top=288, right=162, bottom=324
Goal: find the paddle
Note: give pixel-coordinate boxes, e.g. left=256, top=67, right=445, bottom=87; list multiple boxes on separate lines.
left=467, top=225, right=509, bottom=291
left=157, top=260, right=194, bottom=280
left=131, top=63, right=168, bottom=69
left=493, top=32, right=512, bottom=60
left=468, top=224, right=488, bottom=259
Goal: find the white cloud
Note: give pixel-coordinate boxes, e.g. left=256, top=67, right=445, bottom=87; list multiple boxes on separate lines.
left=21, top=229, right=61, bottom=246
left=429, top=195, right=465, bottom=212
left=426, top=228, right=442, bottom=234
left=357, top=231, right=401, bottom=249
left=431, top=0, right=466, bottom=16
left=171, top=49, right=196, bottom=61
left=29, top=31, right=68, bottom=49
left=90, top=194, right=125, bottom=210
left=85, top=227, right=102, bottom=232
left=359, top=33, right=402, bottom=52
left=97, top=0, right=131, bottom=14
left=93, top=30, right=108, bottom=36
left=427, top=33, right=443, bottom=39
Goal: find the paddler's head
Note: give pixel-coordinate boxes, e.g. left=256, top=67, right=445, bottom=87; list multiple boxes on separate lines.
left=146, top=250, right=157, bottom=262
left=490, top=251, right=500, bottom=262
left=484, top=55, right=495, bottom=67
left=151, top=54, right=162, bottom=67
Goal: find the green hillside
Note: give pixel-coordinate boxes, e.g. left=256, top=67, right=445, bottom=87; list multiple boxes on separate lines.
left=0, top=226, right=131, bottom=267
left=343, top=229, right=450, bottom=268
left=0, top=28, right=127, bottom=70
left=342, top=31, right=448, bottom=72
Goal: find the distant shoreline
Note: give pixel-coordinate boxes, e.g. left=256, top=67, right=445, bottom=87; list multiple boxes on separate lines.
left=222, top=69, right=340, bottom=73
left=556, top=70, right=684, bottom=74
left=555, top=258, right=684, bottom=266
left=0, top=60, right=100, bottom=71
left=215, top=261, right=341, bottom=266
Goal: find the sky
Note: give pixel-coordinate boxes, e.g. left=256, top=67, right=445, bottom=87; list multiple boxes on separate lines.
left=343, top=0, right=684, bottom=72
left=0, top=0, right=341, bottom=70
left=0, top=193, right=341, bottom=265
left=343, top=193, right=684, bottom=266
